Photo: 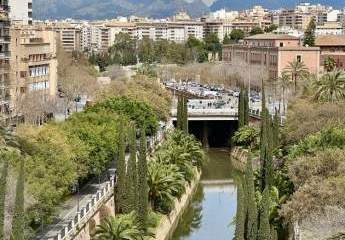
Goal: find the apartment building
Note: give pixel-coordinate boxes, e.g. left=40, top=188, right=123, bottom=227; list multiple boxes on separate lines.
left=9, top=0, right=32, bottom=25
left=316, top=22, right=345, bottom=36
left=202, top=20, right=224, bottom=41
left=0, top=0, right=11, bottom=120
left=52, top=23, right=82, bottom=52
left=279, top=9, right=313, bottom=30
left=9, top=25, right=57, bottom=114
left=222, top=34, right=320, bottom=80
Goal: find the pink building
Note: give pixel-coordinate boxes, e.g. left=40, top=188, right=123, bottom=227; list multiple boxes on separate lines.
left=315, top=35, right=345, bottom=70
left=222, top=34, right=320, bottom=80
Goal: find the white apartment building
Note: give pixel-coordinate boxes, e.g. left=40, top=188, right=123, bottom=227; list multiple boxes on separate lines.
left=315, top=22, right=345, bottom=36
left=9, top=0, right=33, bottom=25
left=208, top=9, right=239, bottom=22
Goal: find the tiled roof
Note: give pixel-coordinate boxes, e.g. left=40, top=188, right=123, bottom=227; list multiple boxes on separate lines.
left=245, top=33, right=299, bottom=40
left=315, top=36, right=345, bottom=46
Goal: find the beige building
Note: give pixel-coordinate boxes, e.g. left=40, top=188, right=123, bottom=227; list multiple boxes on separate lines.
left=9, top=25, right=57, bottom=114
left=0, top=0, right=11, bottom=120
left=53, top=23, right=82, bottom=52
left=279, top=10, right=313, bottom=31
left=222, top=34, right=320, bottom=80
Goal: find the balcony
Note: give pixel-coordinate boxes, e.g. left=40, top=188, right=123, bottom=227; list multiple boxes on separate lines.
left=0, top=35, right=10, bottom=43
left=0, top=11, right=8, bottom=21
left=0, top=51, right=10, bottom=59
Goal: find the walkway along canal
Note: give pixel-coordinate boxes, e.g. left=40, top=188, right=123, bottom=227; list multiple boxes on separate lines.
left=172, top=149, right=240, bottom=240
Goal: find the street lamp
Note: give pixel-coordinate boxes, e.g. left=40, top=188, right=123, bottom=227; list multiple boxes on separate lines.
left=74, top=95, right=81, bottom=113
left=72, top=180, right=80, bottom=213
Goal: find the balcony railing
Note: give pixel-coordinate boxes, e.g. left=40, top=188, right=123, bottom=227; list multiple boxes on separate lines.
left=0, top=51, right=10, bottom=59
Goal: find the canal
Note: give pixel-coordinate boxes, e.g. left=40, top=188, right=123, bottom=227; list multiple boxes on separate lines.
left=171, top=149, right=239, bottom=240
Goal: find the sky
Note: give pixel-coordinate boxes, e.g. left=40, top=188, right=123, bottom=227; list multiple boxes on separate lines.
left=185, top=0, right=216, bottom=6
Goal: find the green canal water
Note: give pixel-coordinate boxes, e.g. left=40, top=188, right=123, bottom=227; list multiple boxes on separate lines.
left=171, top=149, right=239, bottom=240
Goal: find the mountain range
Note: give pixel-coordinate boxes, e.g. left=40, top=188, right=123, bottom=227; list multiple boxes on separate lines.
left=33, top=0, right=345, bottom=20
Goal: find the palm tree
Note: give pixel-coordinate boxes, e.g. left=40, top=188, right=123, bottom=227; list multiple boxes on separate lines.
left=278, top=73, right=292, bottom=115
left=92, top=213, right=144, bottom=240
left=147, top=160, right=185, bottom=213
left=324, top=56, right=337, bottom=72
left=283, top=60, right=309, bottom=93
left=313, top=70, right=345, bottom=103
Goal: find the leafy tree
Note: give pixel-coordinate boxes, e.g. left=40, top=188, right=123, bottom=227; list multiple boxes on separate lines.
left=88, top=96, right=159, bottom=135
left=138, top=37, right=155, bottom=64
left=245, top=155, right=258, bottom=240
left=232, top=126, right=259, bottom=148
left=204, top=33, right=222, bottom=60
left=137, top=128, right=148, bottom=230
left=278, top=73, right=292, bottom=115
left=303, top=18, right=316, bottom=47
left=258, top=187, right=271, bottom=240
left=313, top=70, right=345, bottom=103
left=250, top=26, right=264, bottom=36
left=223, top=34, right=232, bottom=44
left=230, top=29, right=245, bottom=42
left=126, top=126, right=138, bottom=214
left=109, top=32, right=137, bottom=65
left=234, top=182, right=245, bottom=240
left=264, top=24, right=278, bottom=33
left=0, top=157, right=8, bottom=239
left=93, top=213, right=144, bottom=240
left=283, top=60, right=309, bottom=93
left=11, top=159, right=25, bottom=240
left=116, top=122, right=127, bottom=214
left=324, top=56, right=337, bottom=72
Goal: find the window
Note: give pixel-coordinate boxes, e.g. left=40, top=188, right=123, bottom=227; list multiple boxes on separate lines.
left=20, top=71, right=27, bottom=78
left=280, top=42, right=284, bottom=47
left=297, top=55, right=302, bottom=63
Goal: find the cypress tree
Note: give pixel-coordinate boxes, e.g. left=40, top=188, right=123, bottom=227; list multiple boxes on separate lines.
left=271, top=226, right=278, bottom=240
left=259, top=83, right=273, bottom=190
left=0, top=158, right=8, bottom=239
left=258, top=187, right=271, bottom=240
left=137, top=127, right=148, bottom=230
left=125, top=126, right=138, bottom=213
left=245, top=154, right=258, bottom=240
left=303, top=18, right=316, bottom=47
left=177, top=96, right=183, bottom=130
left=272, top=111, right=280, bottom=149
left=11, top=159, right=25, bottom=240
left=116, top=123, right=127, bottom=213
left=238, top=86, right=245, bottom=128
left=183, top=97, right=189, bottom=133
left=235, top=182, right=245, bottom=240
left=244, top=87, right=249, bottom=126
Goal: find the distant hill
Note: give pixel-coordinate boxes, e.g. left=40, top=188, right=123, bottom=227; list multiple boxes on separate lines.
left=32, top=0, right=345, bottom=20
left=210, top=0, right=345, bottom=11
left=33, top=0, right=210, bottom=20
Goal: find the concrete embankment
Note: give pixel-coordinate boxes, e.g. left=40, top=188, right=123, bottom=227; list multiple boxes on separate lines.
left=230, top=146, right=249, bottom=171
left=154, top=170, right=201, bottom=240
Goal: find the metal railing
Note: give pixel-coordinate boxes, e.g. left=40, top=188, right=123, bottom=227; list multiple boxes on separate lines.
left=50, top=127, right=167, bottom=240
left=54, top=177, right=115, bottom=240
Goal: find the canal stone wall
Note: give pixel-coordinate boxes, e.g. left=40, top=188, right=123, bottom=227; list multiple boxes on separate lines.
left=154, top=170, right=202, bottom=240
left=230, top=146, right=261, bottom=171
left=230, top=147, right=249, bottom=171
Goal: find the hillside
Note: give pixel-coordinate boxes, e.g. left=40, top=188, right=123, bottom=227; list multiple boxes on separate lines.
left=33, top=0, right=209, bottom=20
left=210, top=0, right=345, bottom=11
